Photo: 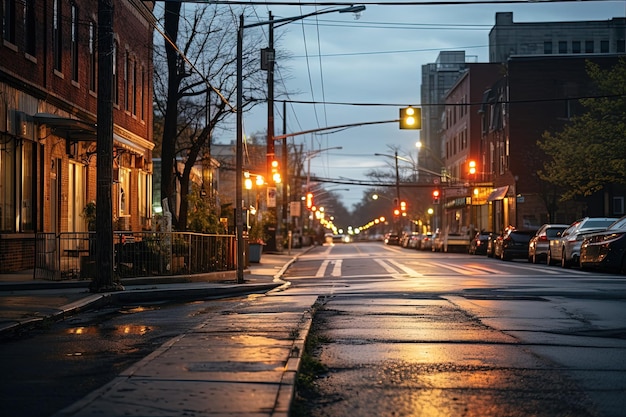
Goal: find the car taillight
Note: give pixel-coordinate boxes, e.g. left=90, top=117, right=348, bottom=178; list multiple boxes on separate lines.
left=538, top=236, right=548, bottom=242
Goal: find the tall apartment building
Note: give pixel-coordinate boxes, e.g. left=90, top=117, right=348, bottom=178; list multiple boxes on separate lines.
left=419, top=51, right=470, bottom=181
left=489, top=12, right=626, bottom=63
left=0, top=0, right=155, bottom=272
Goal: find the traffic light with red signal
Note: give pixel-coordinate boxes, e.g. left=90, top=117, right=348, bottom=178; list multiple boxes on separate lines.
left=432, top=189, right=440, bottom=204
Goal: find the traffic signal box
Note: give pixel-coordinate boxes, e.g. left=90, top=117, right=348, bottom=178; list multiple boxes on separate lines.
left=468, top=160, right=477, bottom=176
left=306, top=192, right=314, bottom=210
left=399, top=106, right=421, bottom=129
left=271, top=160, right=281, bottom=183
left=432, top=189, right=440, bottom=204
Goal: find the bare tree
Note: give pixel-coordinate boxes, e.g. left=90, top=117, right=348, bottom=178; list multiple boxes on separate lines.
left=154, top=4, right=267, bottom=230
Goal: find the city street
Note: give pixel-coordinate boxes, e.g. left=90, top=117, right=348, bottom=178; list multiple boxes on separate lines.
left=285, top=242, right=626, bottom=417
left=1, top=241, right=625, bottom=416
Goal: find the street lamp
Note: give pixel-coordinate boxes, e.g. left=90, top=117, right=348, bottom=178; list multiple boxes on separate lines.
left=304, top=146, right=343, bottom=193
left=235, top=6, right=364, bottom=282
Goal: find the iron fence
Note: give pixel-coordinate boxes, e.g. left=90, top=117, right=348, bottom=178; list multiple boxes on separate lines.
left=35, top=231, right=237, bottom=281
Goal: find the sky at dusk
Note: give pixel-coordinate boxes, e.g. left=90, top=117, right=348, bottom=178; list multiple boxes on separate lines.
left=212, top=1, right=625, bottom=209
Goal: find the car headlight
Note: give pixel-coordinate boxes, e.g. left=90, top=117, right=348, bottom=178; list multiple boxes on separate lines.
left=588, top=232, right=625, bottom=245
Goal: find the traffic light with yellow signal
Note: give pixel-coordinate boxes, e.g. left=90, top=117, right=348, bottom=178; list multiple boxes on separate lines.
left=306, top=192, right=314, bottom=210
left=399, top=106, right=421, bottom=129
left=468, top=160, right=477, bottom=176
left=270, top=160, right=281, bottom=183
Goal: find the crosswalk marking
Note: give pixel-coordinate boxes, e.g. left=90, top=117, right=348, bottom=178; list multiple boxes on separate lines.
left=306, top=255, right=592, bottom=278
left=315, top=259, right=343, bottom=277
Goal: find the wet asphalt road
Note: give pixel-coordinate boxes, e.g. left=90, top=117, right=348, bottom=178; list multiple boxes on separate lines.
left=285, top=242, right=626, bottom=417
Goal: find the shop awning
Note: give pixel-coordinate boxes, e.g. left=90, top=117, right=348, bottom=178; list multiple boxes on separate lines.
left=487, top=186, right=509, bottom=201
left=34, top=113, right=96, bottom=141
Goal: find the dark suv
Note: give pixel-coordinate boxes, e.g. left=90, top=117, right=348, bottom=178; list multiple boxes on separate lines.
left=494, top=229, right=538, bottom=261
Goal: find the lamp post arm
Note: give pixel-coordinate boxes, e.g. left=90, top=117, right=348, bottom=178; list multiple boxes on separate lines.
left=243, top=5, right=365, bottom=29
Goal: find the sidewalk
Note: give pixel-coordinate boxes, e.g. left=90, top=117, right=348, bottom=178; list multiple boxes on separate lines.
left=1, top=247, right=315, bottom=417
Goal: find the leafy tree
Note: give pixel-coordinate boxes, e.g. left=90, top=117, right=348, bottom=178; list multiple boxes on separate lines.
left=539, top=58, right=626, bottom=200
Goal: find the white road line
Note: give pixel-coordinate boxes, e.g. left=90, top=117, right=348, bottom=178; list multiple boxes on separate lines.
left=375, top=258, right=398, bottom=274
left=331, top=260, right=342, bottom=277
left=315, top=260, right=330, bottom=277
left=387, top=259, right=423, bottom=276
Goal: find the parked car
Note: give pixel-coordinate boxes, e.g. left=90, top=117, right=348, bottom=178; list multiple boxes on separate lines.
left=469, top=230, right=491, bottom=255
left=528, top=223, right=569, bottom=264
left=419, top=232, right=434, bottom=251
left=580, top=215, right=626, bottom=273
left=384, top=233, right=400, bottom=245
left=493, top=228, right=538, bottom=261
left=423, top=232, right=438, bottom=251
left=400, top=232, right=414, bottom=248
left=547, top=217, right=618, bottom=268
left=486, top=232, right=498, bottom=257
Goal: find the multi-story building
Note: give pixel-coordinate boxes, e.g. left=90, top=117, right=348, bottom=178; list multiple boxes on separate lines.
left=420, top=51, right=471, bottom=181
left=481, top=54, right=626, bottom=234
left=425, top=12, right=626, bottom=237
left=438, top=63, right=504, bottom=235
left=0, top=0, right=154, bottom=272
left=489, top=12, right=626, bottom=63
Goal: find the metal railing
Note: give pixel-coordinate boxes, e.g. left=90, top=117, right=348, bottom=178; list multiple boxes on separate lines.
left=35, top=231, right=236, bottom=281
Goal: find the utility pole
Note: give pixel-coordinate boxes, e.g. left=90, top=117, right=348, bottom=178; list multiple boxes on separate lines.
left=265, top=13, right=279, bottom=252
left=91, top=0, right=122, bottom=292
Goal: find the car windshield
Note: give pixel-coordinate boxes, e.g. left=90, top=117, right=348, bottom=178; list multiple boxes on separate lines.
left=546, top=228, right=566, bottom=238
left=608, top=217, right=626, bottom=230
left=583, top=220, right=615, bottom=229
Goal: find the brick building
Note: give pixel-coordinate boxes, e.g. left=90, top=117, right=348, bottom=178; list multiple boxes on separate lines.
left=0, top=0, right=154, bottom=272
left=482, top=55, right=626, bottom=234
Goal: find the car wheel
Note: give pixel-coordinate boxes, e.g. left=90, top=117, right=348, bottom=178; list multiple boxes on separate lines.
left=561, top=248, right=570, bottom=268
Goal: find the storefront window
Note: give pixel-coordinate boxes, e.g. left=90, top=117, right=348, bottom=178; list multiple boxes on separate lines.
left=0, top=135, right=15, bottom=232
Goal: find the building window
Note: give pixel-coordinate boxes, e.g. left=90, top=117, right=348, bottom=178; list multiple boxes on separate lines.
left=618, top=39, right=626, bottom=53
left=138, top=170, right=152, bottom=228
left=118, top=167, right=130, bottom=216
left=600, top=40, right=609, bottom=53
left=558, top=41, right=567, bottom=54
left=0, top=135, right=15, bottom=232
left=53, top=0, right=62, bottom=72
left=113, top=41, right=119, bottom=105
left=543, top=41, right=552, bottom=54
left=124, top=52, right=130, bottom=111
left=132, top=60, right=137, bottom=115
left=89, top=20, right=97, bottom=92
left=0, top=136, right=37, bottom=232
left=68, top=162, right=86, bottom=232
left=20, top=140, right=35, bottom=232
left=24, top=0, right=36, bottom=55
left=572, top=41, right=581, bottom=54
left=70, top=3, right=79, bottom=82
left=3, top=0, right=16, bottom=44
left=140, top=65, right=145, bottom=120
left=585, top=40, right=594, bottom=53
left=614, top=197, right=625, bottom=215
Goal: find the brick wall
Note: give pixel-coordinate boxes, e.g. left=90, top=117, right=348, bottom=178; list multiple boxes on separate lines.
left=0, top=235, right=35, bottom=272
